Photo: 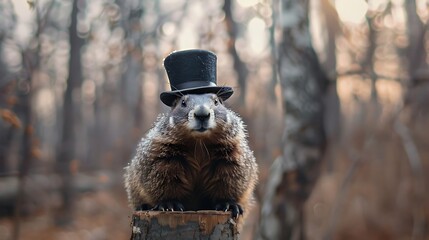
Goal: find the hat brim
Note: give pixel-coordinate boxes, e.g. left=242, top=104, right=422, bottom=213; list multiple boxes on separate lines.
left=160, top=86, right=234, bottom=107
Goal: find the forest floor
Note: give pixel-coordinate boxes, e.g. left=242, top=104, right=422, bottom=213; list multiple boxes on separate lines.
left=0, top=189, right=132, bottom=240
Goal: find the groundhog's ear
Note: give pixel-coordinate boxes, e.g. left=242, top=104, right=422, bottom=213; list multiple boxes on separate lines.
left=216, top=88, right=234, bottom=103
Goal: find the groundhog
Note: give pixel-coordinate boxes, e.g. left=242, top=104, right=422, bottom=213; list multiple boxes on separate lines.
left=124, top=49, right=258, bottom=224
left=124, top=92, right=258, bottom=219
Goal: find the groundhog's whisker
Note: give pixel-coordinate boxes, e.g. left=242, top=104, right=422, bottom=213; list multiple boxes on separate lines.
left=215, top=83, right=227, bottom=96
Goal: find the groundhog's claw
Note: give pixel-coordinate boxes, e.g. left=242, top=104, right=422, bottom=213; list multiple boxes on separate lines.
left=152, top=200, right=184, bottom=212
left=214, top=201, right=243, bottom=219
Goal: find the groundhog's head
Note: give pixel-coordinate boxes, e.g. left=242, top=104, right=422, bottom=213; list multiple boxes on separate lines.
left=167, top=93, right=230, bottom=137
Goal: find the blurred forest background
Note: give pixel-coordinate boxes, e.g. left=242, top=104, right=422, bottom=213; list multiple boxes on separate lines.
left=0, top=0, right=428, bottom=239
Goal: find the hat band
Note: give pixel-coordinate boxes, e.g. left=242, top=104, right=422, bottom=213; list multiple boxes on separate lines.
left=173, top=81, right=217, bottom=90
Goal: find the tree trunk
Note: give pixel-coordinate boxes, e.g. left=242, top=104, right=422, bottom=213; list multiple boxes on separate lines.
left=56, top=0, right=84, bottom=225
left=0, top=125, right=14, bottom=172
left=130, top=211, right=239, bottom=240
left=404, top=0, right=429, bottom=116
left=111, top=0, right=145, bottom=167
left=118, top=1, right=144, bottom=128
left=405, top=0, right=428, bottom=80
left=0, top=0, right=16, bottom=87
left=0, top=0, right=17, bottom=172
left=223, top=0, right=248, bottom=104
left=12, top=51, right=34, bottom=240
left=320, top=0, right=341, bottom=171
left=258, top=0, right=327, bottom=239
left=364, top=14, right=378, bottom=103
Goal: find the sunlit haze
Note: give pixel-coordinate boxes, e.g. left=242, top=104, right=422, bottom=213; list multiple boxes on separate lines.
left=335, top=0, right=368, bottom=24
left=247, top=17, right=268, bottom=55
left=237, top=0, right=260, bottom=8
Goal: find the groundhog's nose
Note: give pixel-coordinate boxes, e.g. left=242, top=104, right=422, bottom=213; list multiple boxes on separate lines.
left=194, top=106, right=210, bottom=121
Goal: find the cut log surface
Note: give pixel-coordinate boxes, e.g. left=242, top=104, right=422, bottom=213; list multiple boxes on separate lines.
left=130, top=210, right=239, bottom=240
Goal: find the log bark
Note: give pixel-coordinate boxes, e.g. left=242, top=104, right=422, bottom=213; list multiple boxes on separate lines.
left=130, top=211, right=239, bottom=240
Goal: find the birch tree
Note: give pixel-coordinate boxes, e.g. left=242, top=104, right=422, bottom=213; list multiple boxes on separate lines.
left=258, top=0, right=327, bottom=239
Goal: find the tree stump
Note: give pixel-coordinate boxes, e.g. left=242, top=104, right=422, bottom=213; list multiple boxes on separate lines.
left=130, top=210, right=239, bottom=240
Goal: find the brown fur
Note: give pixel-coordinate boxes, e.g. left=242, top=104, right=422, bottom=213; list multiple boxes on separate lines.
left=124, top=94, right=258, bottom=225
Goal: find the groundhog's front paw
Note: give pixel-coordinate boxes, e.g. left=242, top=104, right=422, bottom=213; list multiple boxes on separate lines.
left=136, top=204, right=151, bottom=211
left=214, top=200, right=243, bottom=219
left=152, top=200, right=184, bottom=211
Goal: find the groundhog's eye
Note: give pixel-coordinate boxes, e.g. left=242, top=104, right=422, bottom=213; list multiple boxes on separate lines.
left=214, top=99, right=219, bottom=106
left=181, top=99, right=187, bottom=107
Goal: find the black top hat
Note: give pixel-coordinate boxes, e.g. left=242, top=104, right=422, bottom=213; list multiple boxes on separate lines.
left=160, top=49, right=234, bottom=106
